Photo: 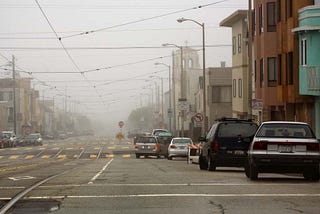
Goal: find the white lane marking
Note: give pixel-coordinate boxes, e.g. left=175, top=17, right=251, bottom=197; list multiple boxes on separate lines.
left=88, top=158, right=113, bottom=184
left=10, top=193, right=320, bottom=200
left=8, top=176, right=36, bottom=181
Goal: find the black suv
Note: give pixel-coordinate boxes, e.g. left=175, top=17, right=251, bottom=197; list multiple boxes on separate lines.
left=199, top=118, right=258, bottom=171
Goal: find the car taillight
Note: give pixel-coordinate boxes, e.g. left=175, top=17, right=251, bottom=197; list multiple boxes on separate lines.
left=170, top=145, right=177, bottom=149
left=154, top=144, right=158, bottom=150
left=134, top=144, right=138, bottom=149
left=307, top=143, right=320, bottom=151
left=252, top=141, right=268, bottom=150
left=213, top=140, right=219, bottom=152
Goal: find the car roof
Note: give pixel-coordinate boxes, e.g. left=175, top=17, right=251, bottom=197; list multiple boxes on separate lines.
left=261, top=121, right=309, bottom=125
left=172, top=137, right=192, bottom=140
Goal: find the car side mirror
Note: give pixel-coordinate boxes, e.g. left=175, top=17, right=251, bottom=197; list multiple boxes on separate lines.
left=198, top=136, right=207, bottom=142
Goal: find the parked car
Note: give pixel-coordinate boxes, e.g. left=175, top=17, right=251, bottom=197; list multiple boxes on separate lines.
left=168, top=137, right=193, bottom=160
left=134, top=136, right=159, bottom=158
left=151, top=129, right=169, bottom=136
left=1, top=131, right=17, bottom=147
left=199, top=118, right=258, bottom=171
left=22, top=133, right=43, bottom=146
left=0, top=133, right=4, bottom=149
left=246, top=121, right=320, bottom=181
left=156, top=131, right=174, bottom=158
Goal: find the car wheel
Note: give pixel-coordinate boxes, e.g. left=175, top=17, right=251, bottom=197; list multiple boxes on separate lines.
left=249, top=162, right=258, bottom=180
left=303, top=165, right=320, bottom=181
left=244, top=161, right=250, bottom=178
left=208, top=154, right=216, bottom=171
left=167, top=156, right=172, bottom=160
left=199, top=154, right=208, bottom=170
left=135, top=154, right=140, bottom=159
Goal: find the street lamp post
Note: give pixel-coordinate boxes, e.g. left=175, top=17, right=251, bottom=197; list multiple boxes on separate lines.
left=155, top=62, right=172, bottom=133
left=177, top=17, right=207, bottom=135
left=150, top=75, right=164, bottom=128
left=162, top=43, right=185, bottom=137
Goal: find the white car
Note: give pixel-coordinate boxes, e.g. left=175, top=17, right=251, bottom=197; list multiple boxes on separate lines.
left=247, top=121, right=320, bottom=181
left=167, top=137, right=193, bottom=160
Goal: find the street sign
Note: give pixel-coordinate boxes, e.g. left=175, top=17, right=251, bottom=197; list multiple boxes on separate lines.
left=178, top=98, right=188, bottom=111
left=194, top=113, right=203, bottom=122
left=118, top=121, right=125, bottom=128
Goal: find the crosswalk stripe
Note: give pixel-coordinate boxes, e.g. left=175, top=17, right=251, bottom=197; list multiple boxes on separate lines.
left=57, top=155, right=67, bottom=159
left=107, top=146, right=115, bottom=150
left=90, top=154, right=97, bottom=159
left=9, top=155, right=19, bottom=159
left=41, top=155, right=51, bottom=159
left=122, top=154, right=131, bottom=158
left=25, top=155, right=34, bottom=159
left=105, top=154, right=114, bottom=158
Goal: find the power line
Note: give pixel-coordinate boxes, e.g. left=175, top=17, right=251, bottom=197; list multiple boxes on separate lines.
left=60, top=0, right=229, bottom=39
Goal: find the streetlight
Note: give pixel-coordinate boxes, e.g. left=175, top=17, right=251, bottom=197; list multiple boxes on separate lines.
left=155, top=62, right=172, bottom=133
left=162, top=43, right=185, bottom=137
left=177, top=17, right=207, bottom=135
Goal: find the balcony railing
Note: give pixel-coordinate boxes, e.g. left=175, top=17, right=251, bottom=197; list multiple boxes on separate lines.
left=307, top=66, right=320, bottom=91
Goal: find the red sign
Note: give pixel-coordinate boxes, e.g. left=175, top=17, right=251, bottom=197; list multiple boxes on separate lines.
left=118, top=121, right=125, bottom=128
left=194, top=113, right=203, bottom=122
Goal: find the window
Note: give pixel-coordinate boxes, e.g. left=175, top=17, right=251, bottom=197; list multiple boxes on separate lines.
left=238, top=34, right=242, bottom=53
left=286, top=0, right=293, bottom=19
left=188, top=59, right=193, bottom=68
left=233, top=79, right=236, bottom=97
left=267, top=57, right=277, bottom=87
left=232, top=36, right=236, bottom=55
left=212, top=86, right=232, bottom=103
left=8, top=107, right=14, bottom=122
left=278, top=54, right=282, bottom=85
left=277, top=0, right=281, bottom=22
left=301, top=38, right=307, bottom=66
left=286, top=52, right=293, bottom=85
left=260, top=58, right=264, bottom=88
left=254, top=60, right=257, bottom=83
left=253, top=9, right=256, bottom=36
left=267, top=2, right=276, bottom=32
left=0, top=92, right=3, bottom=101
left=259, top=4, right=264, bottom=33
left=238, top=79, right=242, bottom=98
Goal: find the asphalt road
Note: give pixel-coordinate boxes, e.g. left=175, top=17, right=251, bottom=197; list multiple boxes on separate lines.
left=0, top=136, right=320, bottom=214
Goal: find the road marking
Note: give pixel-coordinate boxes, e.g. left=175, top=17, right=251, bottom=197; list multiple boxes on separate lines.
left=52, top=147, right=60, bottom=150
left=0, top=156, right=3, bottom=159
left=65, top=147, right=74, bottom=150
left=10, top=148, right=18, bottom=151
left=24, top=147, right=32, bottom=151
left=90, top=154, right=97, bottom=159
left=8, top=176, right=36, bottom=181
left=94, top=147, right=100, bottom=150
left=14, top=193, right=320, bottom=201
left=105, top=154, right=114, bottom=158
left=38, top=147, right=46, bottom=150
left=122, top=146, right=129, bottom=149
left=88, top=158, right=113, bottom=184
left=9, top=155, right=19, bottom=159
left=57, top=155, right=67, bottom=159
left=107, top=146, right=115, bottom=150
left=41, top=155, right=51, bottom=159
left=73, top=154, right=79, bottom=158
left=25, top=155, right=34, bottom=159
left=122, top=154, right=131, bottom=158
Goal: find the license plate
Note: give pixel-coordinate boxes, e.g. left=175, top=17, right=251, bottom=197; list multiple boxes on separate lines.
left=234, top=150, right=244, bottom=155
left=279, top=145, right=293, bottom=153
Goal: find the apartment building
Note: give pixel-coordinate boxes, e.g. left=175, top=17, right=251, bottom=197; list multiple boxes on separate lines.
left=220, top=10, right=251, bottom=119
left=253, top=0, right=315, bottom=128
left=292, top=0, right=320, bottom=137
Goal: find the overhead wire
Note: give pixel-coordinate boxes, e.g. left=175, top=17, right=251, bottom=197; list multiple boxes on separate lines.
left=60, top=0, right=229, bottom=39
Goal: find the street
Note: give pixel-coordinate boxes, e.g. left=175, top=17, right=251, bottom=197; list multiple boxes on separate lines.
left=0, top=136, right=320, bottom=214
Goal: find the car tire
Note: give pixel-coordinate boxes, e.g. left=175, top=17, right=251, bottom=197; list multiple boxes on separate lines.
left=303, top=165, right=320, bottom=181
left=208, top=154, right=216, bottom=171
left=249, top=162, right=258, bottom=180
left=244, top=161, right=250, bottom=178
left=168, top=156, right=172, bottom=160
left=199, top=154, right=208, bottom=170
left=135, top=154, right=140, bottom=159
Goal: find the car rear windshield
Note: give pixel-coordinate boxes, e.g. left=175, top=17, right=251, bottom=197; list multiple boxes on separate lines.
left=172, top=139, right=192, bottom=144
left=256, top=123, right=315, bottom=138
left=217, top=123, right=258, bottom=138
left=136, top=137, right=156, bottom=143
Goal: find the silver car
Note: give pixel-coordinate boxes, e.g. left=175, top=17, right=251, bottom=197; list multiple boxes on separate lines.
left=135, top=136, right=159, bottom=158
left=168, top=137, right=193, bottom=160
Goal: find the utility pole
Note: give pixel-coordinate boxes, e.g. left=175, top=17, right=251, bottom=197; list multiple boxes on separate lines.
left=12, top=55, right=17, bottom=134
left=172, top=51, right=176, bottom=136
left=248, top=0, right=253, bottom=119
